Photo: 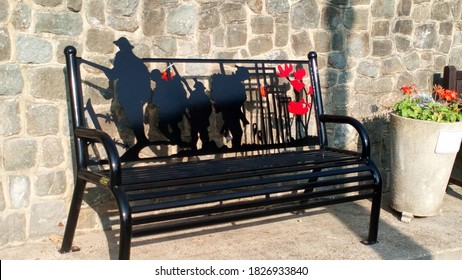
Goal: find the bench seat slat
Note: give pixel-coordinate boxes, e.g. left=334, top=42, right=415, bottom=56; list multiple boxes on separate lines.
left=129, top=168, right=374, bottom=214
left=118, top=149, right=361, bottom=187
left=124, top=156, right=368, bottom=200
left=130, top=174, right=375, bottom=218
left=125, top=161, right=372, bottom=203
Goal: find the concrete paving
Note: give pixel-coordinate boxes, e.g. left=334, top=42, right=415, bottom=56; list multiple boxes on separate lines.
left=1, top=185, right=462, bottom=260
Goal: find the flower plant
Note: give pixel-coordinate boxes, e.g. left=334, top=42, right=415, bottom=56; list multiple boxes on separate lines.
left=276, top=64, right=313, bottom=116
left=393, top=84, right=462, bottom=122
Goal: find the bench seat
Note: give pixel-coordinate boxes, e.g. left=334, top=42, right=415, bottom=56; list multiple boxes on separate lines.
left=86, top=146, right=378, bottom=242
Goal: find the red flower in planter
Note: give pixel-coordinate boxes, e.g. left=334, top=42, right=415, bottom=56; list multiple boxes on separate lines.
left=433, top=85, right=458, bottom=101
left=400, top=84, right=417, bottom=95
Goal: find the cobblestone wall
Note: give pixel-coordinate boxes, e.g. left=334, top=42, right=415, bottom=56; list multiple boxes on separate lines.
left=1, top=0, right=461, bottom=248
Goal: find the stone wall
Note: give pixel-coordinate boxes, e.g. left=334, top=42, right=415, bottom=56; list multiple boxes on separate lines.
left=1, top=0, right=461, bottom=248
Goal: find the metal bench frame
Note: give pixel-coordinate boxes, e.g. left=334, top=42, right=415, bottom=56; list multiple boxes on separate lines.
left=60, top=43, right=382, bottom=259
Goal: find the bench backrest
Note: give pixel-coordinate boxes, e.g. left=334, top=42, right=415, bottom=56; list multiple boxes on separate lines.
left=65, top=38, right=326, bottom=164
left=442, top=66, right=462, bottom=94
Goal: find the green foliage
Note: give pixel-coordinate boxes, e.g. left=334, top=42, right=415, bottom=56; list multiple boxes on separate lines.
left=393, top=96, right=462, bottom=123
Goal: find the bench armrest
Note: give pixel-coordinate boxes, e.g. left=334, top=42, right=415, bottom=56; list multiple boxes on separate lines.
left=75, top=127, right=122, bottom=186
left=319, top=114, right=371, bottom=159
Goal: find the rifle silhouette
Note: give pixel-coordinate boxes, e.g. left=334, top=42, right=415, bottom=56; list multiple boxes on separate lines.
left=81, top=59, right=114, bottom=79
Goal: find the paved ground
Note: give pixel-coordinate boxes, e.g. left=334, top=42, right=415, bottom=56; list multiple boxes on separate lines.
left=1, top=185, right=462, bottom=260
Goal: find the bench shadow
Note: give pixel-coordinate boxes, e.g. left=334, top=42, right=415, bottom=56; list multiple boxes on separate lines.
left=85, top=200, right=330, bottom=259
left=82, top=186, right=120, bottom=259
left=447, top=184, right=462, bottom=200
left=86, top=194, right=436, bottom=260
left=332, top=196, right=434, bottom=259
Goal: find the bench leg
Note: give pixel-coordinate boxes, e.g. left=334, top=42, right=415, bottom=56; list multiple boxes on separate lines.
left=365, top=187, right=382, bottom=244
left=60, top=178, right=87, bottom=254
left=363, top=167, right=382, bottom=245
left=113, top=186, right=133, bottom=260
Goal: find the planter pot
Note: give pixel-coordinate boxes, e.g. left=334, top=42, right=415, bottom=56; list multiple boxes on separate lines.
left=389, top=113, right=462, bottom=222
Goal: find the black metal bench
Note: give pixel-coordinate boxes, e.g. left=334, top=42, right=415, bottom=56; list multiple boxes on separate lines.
left=60, top=37, right=382, bottom=259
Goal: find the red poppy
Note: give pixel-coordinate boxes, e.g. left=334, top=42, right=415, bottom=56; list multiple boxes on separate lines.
left=290, top=80, right=305, bottom=92
left=288, top=98, right=311, bottom=115
left=307, top=86, right=314, bottom=95
left=293, top=68, right=306, bottom=80
left=260, top=85, right=267, bottom=97
left=277, top=64, right=293, bottom=78
left=161, top=71, right=174, bottom=80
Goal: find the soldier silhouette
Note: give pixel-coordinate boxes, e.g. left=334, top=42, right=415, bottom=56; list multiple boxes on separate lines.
left=86, top=37, right=151, bottom=147
left=151, top=68, right=188, bottom=146
left=211, top=66, right=250, bottom=148
left=185, top=79, right=212, bottom=150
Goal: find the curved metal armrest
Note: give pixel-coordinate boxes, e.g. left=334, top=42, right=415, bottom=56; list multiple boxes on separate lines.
left=75, top=127, right=122, bottom=186
left=319, top=114, right=371, bottom=159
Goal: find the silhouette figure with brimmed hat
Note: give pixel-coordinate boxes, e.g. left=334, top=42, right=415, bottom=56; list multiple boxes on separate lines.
left=97, top=37, right=151, bottom=147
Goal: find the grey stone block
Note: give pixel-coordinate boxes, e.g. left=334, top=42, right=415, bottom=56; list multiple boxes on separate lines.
left=266, top=0, right=289, bottom=14
left=0, top=213, right=26, bottom=246
left=36, top=171, right=66, bottom=196
left=142, top=8, right=165, bottom=36
left=86, top=0, right=105, bottom=26
left=16, top=35, right=52, bottom=64
left=0, top=27, right=11, bottom=61
left=35, top=12, right=83, bottom=36
left=0, top=0, right=8, bottom=22
left=220, top=3, right=246, bottom=24
left=67, top=0, right=82, bottom=12
left=30, top=201, right=65, bottom=238
left=8, top=175, right=30, bottom=209
left=248, top=35, right=273, bottom=56
left=414, top=24, right=438, bottom=49
left=33, top=0, right=62, bottom=7
left=3, top=139, right=38, bottom=171
left=12, top=2, right=32, bottom=30
left=26, top=105, right=60, bottom=136
left=85, top=29, right=115, bottom=54
left=199, top=7, right=220, bottom=31
left=28, top=67, right=66, bottom=101
left=107, top=0, right=139, bottom=17
left=0, top=64, right=24, bottom=95
left=0, top=100, right=21, bottom=137
left=166, top=5, right=197, bottom=35
left=251, top=15, right=274, bottom=35
left=226, top=24, right=247, bottom=48
left=291, top=31, right=312, bottom=57
left=40, top=138, right=64, bottom=168
left=292, top=0, right=319, bottom=29
left=108, top=14, right=139, bottom=32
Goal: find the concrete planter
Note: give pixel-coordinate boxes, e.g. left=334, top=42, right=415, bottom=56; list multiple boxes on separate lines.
left=389, top=113, right=462, bottom=222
